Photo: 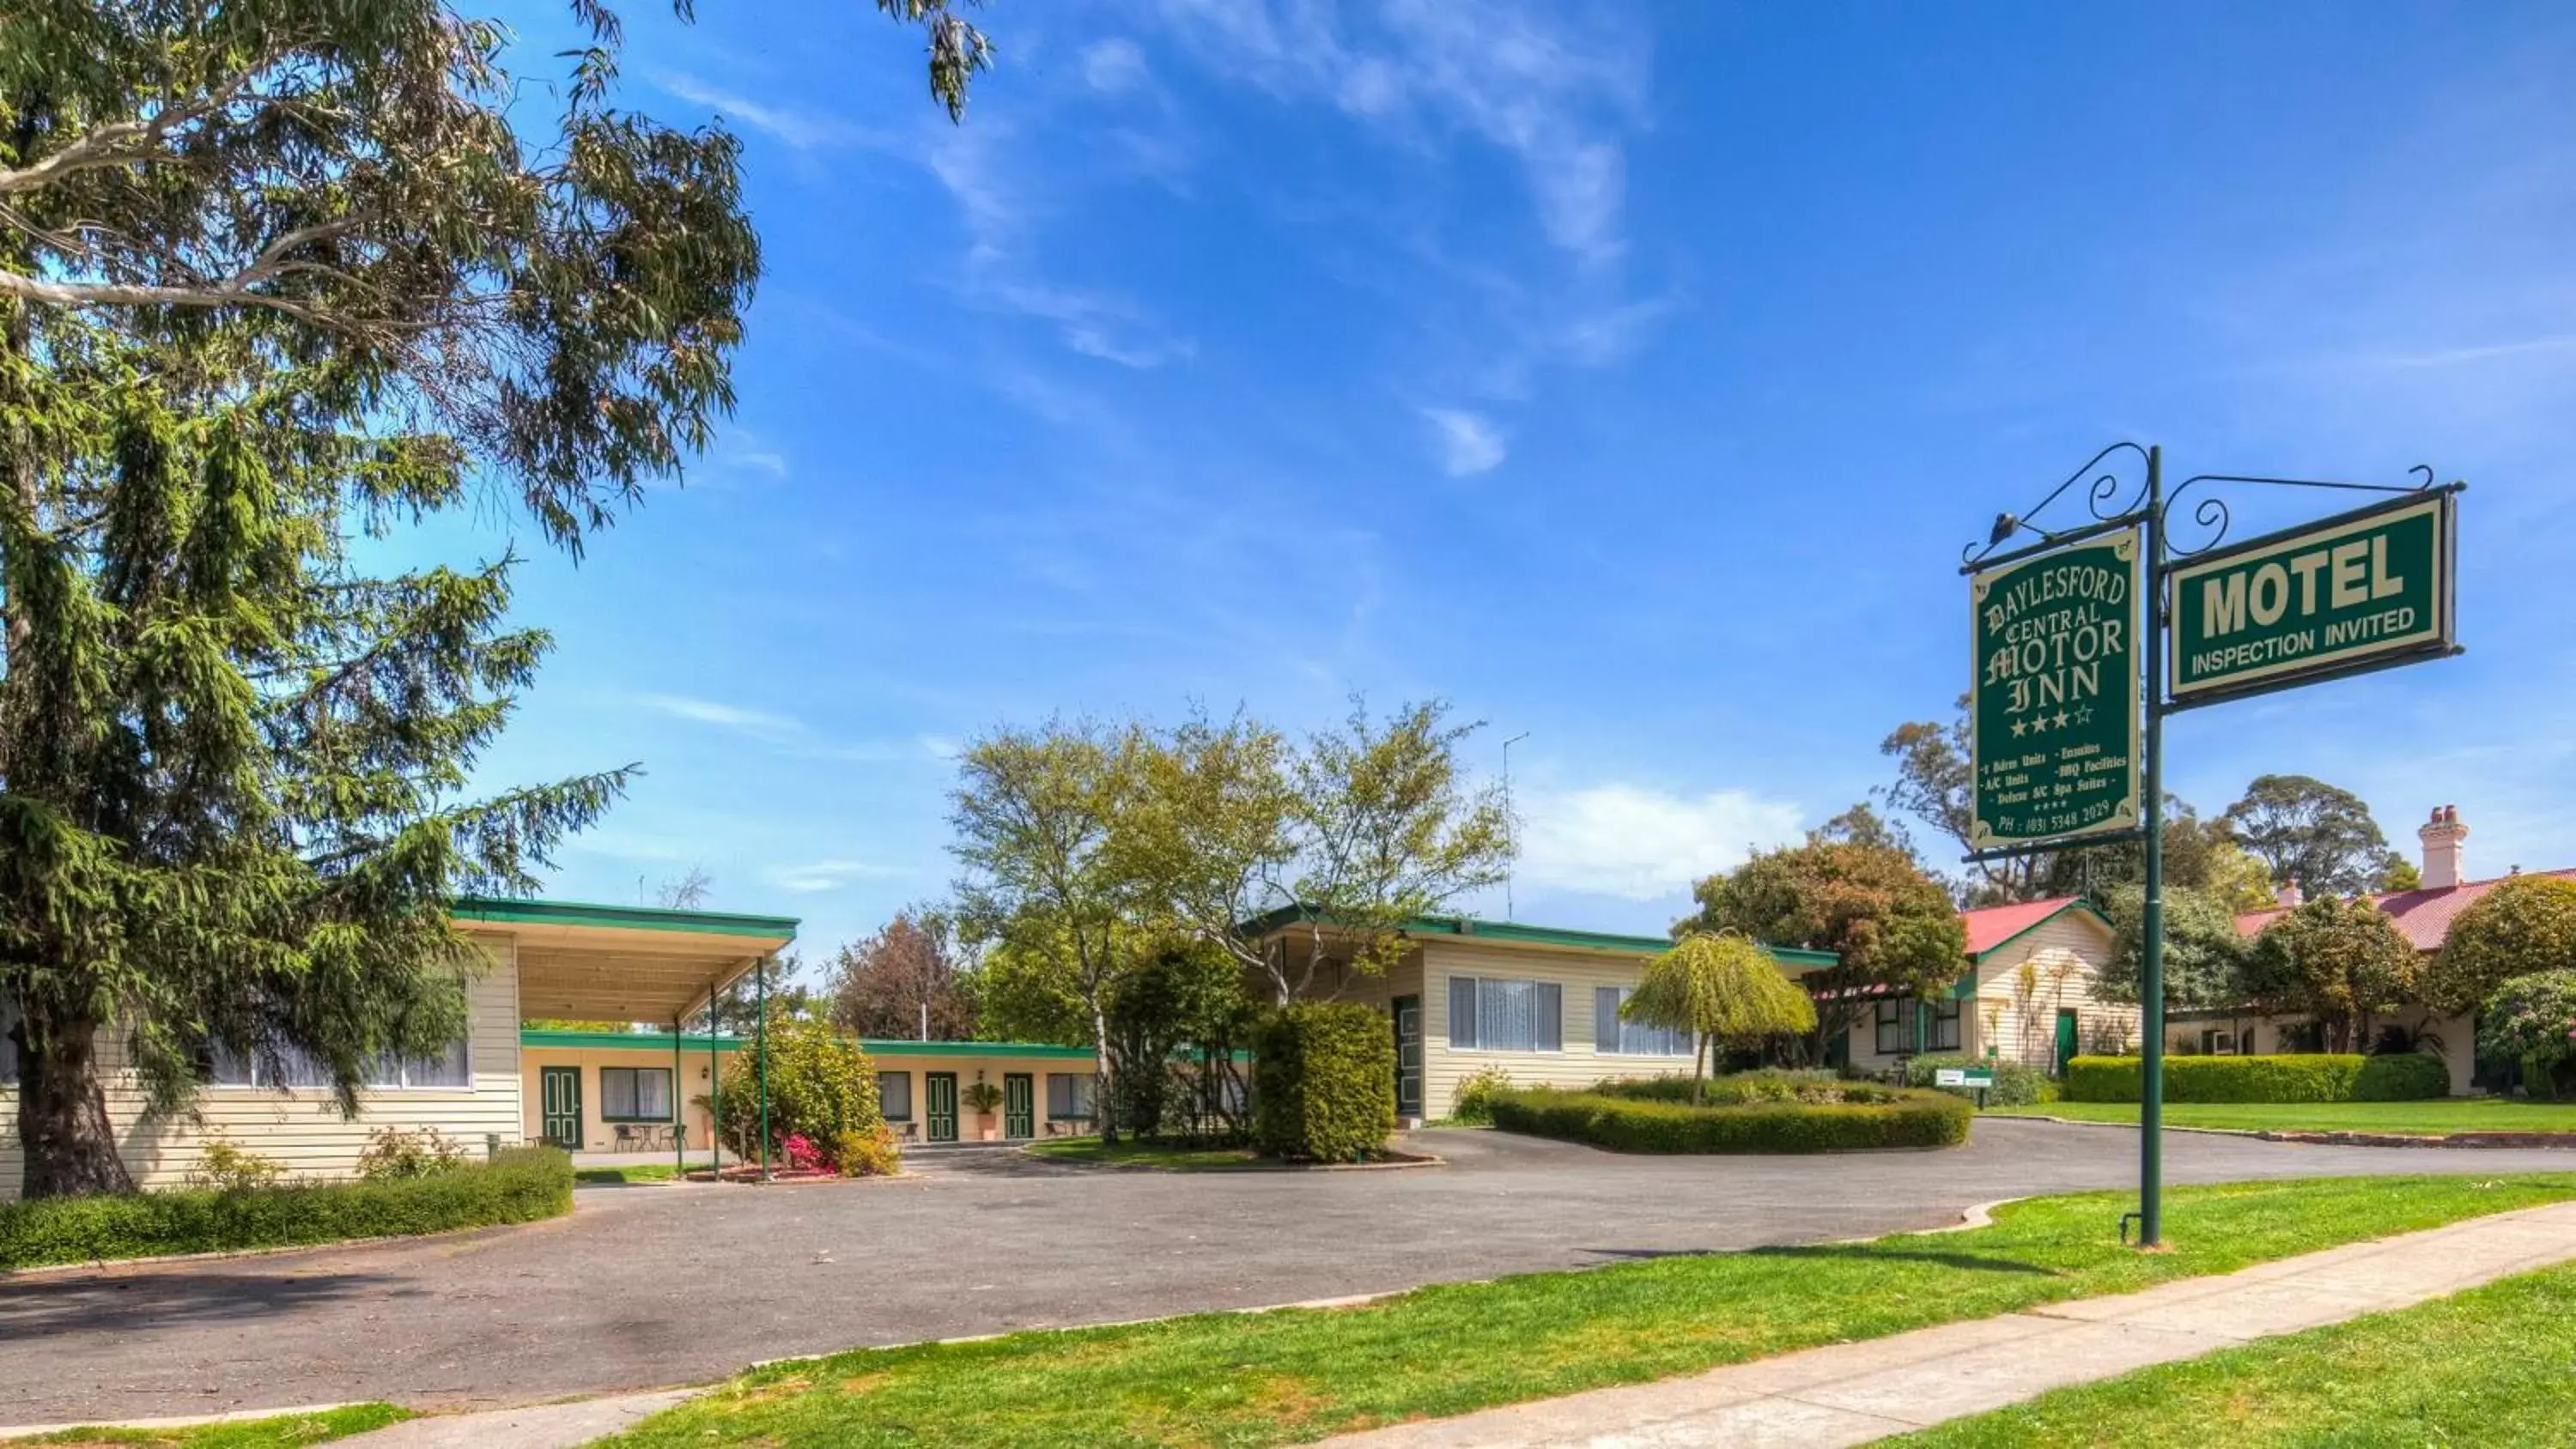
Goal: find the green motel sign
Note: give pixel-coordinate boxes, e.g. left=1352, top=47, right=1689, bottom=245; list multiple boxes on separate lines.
left=1969, top=529, right=2142, bottom=849
left=2167, top=493, right=2456, bottom=701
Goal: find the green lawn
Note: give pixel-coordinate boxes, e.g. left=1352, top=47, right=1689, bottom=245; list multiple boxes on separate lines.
left=1877, top=1258, right=2576, bottom=1446
left=17, top=1404, right=410, bottom=1448
left=600, top=1173, right=2576, bottom=1449
left=1020, top=1137, right=1266, bottom=1171
left=573, top=1160, right=714, bottom=1185
left=1994, top=1098, right=2576, bottom=1136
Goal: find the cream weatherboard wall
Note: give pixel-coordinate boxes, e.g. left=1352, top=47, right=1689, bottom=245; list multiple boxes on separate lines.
left=1417, top=938, right=1696, bottom=1119
left=0, top=934, right=525, bottom=1199
left=1969, top=908, right=2139, bottom=1074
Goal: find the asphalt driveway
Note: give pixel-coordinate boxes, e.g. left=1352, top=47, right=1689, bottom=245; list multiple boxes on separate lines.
left=5, top=1119, right=2573, bottom=1425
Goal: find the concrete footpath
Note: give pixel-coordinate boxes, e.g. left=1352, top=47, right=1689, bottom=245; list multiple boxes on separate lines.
left=1325, top=1199, right=2576, bottom=1448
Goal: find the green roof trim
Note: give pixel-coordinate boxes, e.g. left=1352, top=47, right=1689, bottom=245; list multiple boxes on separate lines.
left=456, top=896, right=799, bottom=939
left=518, top=1028, right=1093, bottom=1059
left=1242, top=906, right=1839, bottom=968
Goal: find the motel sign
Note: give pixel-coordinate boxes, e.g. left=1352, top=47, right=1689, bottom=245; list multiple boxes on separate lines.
left=2168, top=493, right=2455, bottom=701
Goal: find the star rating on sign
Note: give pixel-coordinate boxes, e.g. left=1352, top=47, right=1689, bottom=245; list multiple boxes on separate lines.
left=2010, top=718, right=2029, bottom=738
left=2053, top=709, right=2072, bottom=731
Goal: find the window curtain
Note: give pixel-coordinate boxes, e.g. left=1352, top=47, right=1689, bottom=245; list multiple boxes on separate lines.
left=1452, top=978, right=1559, bottom=1052
left=1595, top=987, right=1692, bottom=1057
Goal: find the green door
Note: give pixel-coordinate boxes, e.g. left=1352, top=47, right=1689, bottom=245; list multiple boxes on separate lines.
left=926, top=1072, right=959, bottom=1143
left=1004, top=1073, right=1034, bottom=1139
left=1392, top=996, right=1422, bottom=1120
left=2054, top=1009, right=2081, bottom=1077
left=541, top=1066, right=583, bottom=1149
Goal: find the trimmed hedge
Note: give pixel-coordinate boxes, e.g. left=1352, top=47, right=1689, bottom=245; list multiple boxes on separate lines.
left=1903, top=1054, right=2046, bottom=1108
left=2063, top=1053, right=2450, bottom=1105
left=1488, top=1084, right=1971, bottom=1154
left=1252, top=1002, right=1396, bottom=1162
left=0, top=1146, right=573, bottom=1271
left=1598, top=1070, right=1902, bottom=1106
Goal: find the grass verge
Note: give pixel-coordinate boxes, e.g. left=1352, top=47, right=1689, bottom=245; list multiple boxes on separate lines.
left=13, top=1404, right=410, bottom=1447
left=1992, top=1098, right=2576, bottom=1136
left=600, top=1173, right=2576, bottom=1448
left=573, top=1161, right=714, bottom=1185
left=1021, top=1138, right=1264, bottom=1171
left=1875, top=1258, right=2576, bottom=1446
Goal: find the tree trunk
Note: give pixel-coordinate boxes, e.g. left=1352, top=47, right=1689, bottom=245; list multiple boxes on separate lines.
left=1692, top=1034, right=1706, bottom=1106
left=1092, top=1002, right=1119, bottom=1146
left=16, top=996, right=135, bottom=1198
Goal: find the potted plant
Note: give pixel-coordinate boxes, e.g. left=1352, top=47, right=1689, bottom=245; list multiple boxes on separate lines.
left=963, top=1080, right=1005, bottom=1142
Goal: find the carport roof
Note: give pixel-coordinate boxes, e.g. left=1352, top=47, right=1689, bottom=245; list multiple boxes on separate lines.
left=458, top=895, right=798, bottom=1026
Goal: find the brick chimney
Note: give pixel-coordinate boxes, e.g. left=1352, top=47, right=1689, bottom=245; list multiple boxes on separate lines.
left=2275, top=876, right=2304, bottom=908
left=2418, top=804, right=2469, bottom=890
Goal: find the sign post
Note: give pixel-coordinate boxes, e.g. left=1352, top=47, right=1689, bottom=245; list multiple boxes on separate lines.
left=1961, top=447, right=2461, bottom=1250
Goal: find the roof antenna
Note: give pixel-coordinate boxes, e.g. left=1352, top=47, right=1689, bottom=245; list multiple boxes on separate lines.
left=1502, top=731, right=1530, bottom=921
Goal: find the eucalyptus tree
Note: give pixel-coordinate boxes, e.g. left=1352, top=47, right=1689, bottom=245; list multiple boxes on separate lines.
left=0, top=0, right=987, bottom=1197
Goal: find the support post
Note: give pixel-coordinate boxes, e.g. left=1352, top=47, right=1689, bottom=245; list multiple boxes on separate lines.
left=756, top=955, right=772, bottom=1183
left=2140, top=444, right=2167, bottom=1248
left=672, top=1015, right=685, bottom=1180
left=708, top=998, right=722, bottom=1176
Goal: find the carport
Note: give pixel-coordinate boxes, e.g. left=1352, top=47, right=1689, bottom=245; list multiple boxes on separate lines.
left=453, top=897, right=798, bottom=1177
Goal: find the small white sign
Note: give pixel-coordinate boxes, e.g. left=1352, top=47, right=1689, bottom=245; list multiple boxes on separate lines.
left=1935, top=1068, right=1967, bottom=1087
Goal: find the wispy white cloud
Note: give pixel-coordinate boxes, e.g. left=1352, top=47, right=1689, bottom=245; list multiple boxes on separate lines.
left=986, top=279, right=1199, bottom=369
left=2352, top=332, right=2576, bottom=370
left=765, top=859, right=906, bottom=894
left=653, top=70, right=866, bottom=151
left=1150, top=0, right=1648, bottom=265
left=1082, top=38, right=1151, bottom=94
left=638, top=694, right=950, bottom=765
left=1516, top=784, right=1804, bottom=900
left=1420, top=407, right=1507, bottom=476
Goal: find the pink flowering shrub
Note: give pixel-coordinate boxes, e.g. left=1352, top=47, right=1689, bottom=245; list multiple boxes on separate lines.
left=781, top=1133, right=835, bottom=1173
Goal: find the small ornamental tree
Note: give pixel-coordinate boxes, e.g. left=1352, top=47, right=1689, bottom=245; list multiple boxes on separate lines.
left=2247, top=896, right=2421, bottom=1052
left=1684, top=840, right=1965, bottom=1064
left=1622, top=934, right=1816, bottom=1105
left=2098, top=886, right=2253, bottom=1011
left=2476, top=972, right=2576, bottom=1100
left=2425, top=876, right=2576, bottom=1017
left=709, top=1017, right=881, bottom=1165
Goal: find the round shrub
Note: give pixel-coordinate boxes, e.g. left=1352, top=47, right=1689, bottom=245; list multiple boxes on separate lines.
left=2478, top=970, right=2576, bottom=1100
left=709, top=1016, right=884, bottom=1162
left=2352, top=1051, right=2451, bottom=1101
left=2427, top=876, right=2576, bottom=1016
left=1451, top=1064, right=1515, bottom=1125
left=1488, top=1085, right=1969, bottom=1154
left=1599, top=1070, right=1893, bottom=1106
left=1252, top=1002, right=1395, bottom=1162
left=1903, top=1054, right=2044, bottom=1107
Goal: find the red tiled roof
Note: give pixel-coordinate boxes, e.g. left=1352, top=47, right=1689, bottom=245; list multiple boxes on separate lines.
left=2236, top=868, right=2576, bottom=951
left=1959, top=896, right=2093, bottom=957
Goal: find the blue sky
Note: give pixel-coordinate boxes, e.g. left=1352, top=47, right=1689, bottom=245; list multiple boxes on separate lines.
left=434, top=0, right=2576, bottom=969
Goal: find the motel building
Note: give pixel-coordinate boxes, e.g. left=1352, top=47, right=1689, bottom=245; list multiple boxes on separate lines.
left=0, top=898, right=1106, bottom=1200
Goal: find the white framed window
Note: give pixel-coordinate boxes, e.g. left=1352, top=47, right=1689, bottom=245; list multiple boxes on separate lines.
left=1874, top=998, right=1908, bottom=1054
left=1594, top=986, right=1692, bottom=1057
left=208, top=1035, right=470, bottom=1090
left=600, top=1066, right=673, bottom=1121
left=878, top=1070, right=914, bottom=1121
left=1047, top=1071, right=1097, bottom=1119
left=1448, top=976, right=1562, bottom=1052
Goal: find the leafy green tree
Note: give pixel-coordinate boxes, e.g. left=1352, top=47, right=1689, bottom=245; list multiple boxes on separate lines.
left=1128, top=699, right=1512, bottom=1005
left=949, top=720, right=1150, bottom=1140
left=2423, top=876, right=2576, bottom=1016
left=1621, top=933, right=1817, bottom=1104
left=1103, top=939, right=1255, bottom=1141
left=1809, top=803, right=1916, bottom=858
left=2222, top=775, right=2403, bottom=897
left=1682, top=840, right=1966, bottom=1062
left=2095, top=885, right=2253, bottom=1012
left=0, top=0, right=987, bottom=1197
left=2246, top=896, right=2421, bottom=1052
left=2476, top=971, right=2576, bottom=1100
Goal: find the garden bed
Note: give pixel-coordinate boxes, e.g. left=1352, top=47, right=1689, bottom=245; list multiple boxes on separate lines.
left=1489, top=1072, right=1972, bottom=1154
left=1024, top=1137, right=1439, bottom=1172
left=0, top=1147, right=573, bottom=1272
